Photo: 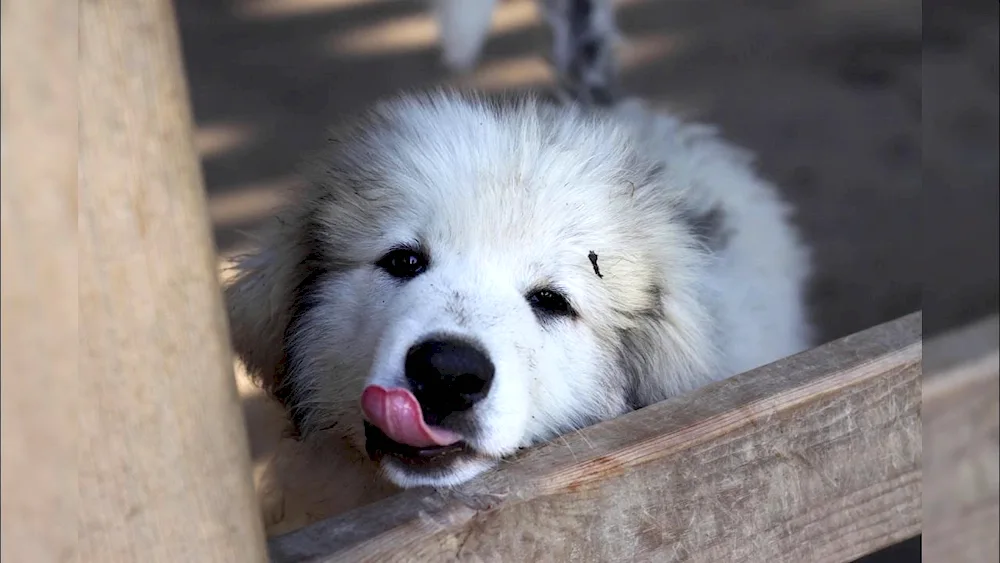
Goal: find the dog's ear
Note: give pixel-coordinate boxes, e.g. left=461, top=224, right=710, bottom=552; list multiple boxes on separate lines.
left=223, top=220, right=307, bottom=395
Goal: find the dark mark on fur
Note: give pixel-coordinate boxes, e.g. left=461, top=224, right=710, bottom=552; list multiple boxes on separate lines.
left=680, top=205, right=731, bottom=252
left=280, top=274, right=326, bottom=434
left=646, top=285, right=665, bottom=314
left=609, top=284, right=666, bottom=412
left=616, top=321, right=659, bottom=411
left=588, top=251, right=603, bottom=278
left=275, top=220, right=337, bottom=437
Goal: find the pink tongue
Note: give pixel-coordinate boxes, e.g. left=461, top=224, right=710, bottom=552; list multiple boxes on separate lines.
left=361, top=385, right=462, bottom=448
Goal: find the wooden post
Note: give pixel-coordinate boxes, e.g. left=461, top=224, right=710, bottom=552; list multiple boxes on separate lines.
left=1, top=0, right=78, bottom=560
left=923, top=314, right=999, bottom=563
left=269, top=312, right=923, bottom=563
left=77, top=1, right=267, bottom=560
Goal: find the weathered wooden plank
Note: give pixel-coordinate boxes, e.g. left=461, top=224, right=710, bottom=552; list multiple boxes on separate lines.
left=923, top=314, right=999, bottom=563
left=270, top=312, right=922, bottom=563
left=78, top=1, right=267, bottom=560
left=1, top=0, right=78, bottom=561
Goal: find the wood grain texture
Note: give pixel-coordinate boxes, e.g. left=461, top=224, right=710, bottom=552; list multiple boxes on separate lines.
left=923, top=315, right=999, bottom=563
left=78, top=1, right=267, bottom=560
left=1, top=0, right=78, bottom=561
left=270, top=312, right=922, bottom=563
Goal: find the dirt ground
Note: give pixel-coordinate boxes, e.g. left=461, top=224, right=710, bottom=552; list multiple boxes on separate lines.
left=176, top=0, right=995, bottom=557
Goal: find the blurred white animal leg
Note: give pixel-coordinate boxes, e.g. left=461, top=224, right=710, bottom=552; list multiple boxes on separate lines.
left=431, top=0, right=499, bottom=72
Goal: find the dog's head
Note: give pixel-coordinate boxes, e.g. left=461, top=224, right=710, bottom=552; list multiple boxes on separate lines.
left=226, top=92, right=716, bottom=488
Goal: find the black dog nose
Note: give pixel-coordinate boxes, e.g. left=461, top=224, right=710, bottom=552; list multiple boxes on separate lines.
left=404, top=339, right=495, bottom=424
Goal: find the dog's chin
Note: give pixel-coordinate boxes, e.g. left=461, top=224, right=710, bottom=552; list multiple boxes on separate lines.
left=364, top=422, right=499, bottom=488
left=380, top=455, right=498, bottom=488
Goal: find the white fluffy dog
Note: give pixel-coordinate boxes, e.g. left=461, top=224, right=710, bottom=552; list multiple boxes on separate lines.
left=226, top=91, right=812, bottom=535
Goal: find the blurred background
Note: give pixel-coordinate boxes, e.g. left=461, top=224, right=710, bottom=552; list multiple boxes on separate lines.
left=177, top=0, right=996, bottom=348
left=175, top=1, right=996, bottom=558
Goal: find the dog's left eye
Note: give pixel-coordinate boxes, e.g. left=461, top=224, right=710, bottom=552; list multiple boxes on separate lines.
left=376, top=248, right=428, bottom=279
left=526, top=288, right=576, bottom=318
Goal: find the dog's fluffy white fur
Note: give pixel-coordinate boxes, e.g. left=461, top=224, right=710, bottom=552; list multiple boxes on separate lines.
left=227, top=91, right=812, bottom=535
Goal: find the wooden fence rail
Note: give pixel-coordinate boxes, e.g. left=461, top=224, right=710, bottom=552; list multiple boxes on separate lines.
left=269, top=312, right=925, bottom=563
left=923, top=314, right=999, bottom=563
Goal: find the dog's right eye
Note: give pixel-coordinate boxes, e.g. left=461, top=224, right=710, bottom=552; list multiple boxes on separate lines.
left=526, top=288, right=576, bottom=319
left=376, top=248, right=428, bottom=279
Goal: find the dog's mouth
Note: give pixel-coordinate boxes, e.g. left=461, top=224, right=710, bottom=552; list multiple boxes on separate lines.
left=360, top=385, right=483, bottom=471
left=364, top=421, right=475, bottom=468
